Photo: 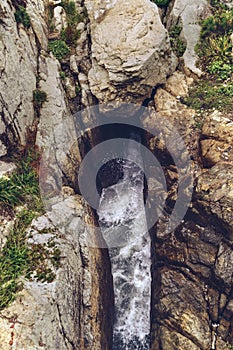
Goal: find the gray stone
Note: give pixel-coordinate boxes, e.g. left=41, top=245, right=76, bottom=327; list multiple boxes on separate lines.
left=86, top=0, right=177, bottom=109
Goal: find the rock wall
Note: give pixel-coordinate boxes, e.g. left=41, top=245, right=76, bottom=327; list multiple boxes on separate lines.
left=147, top=73, right=233, bottom=349
left=0, top=196, right=114, bottom=349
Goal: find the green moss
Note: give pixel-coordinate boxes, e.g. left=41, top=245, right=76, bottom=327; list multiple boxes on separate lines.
left=48, top=40, right=70, bottom=60
left=33, top=89, right=47, bottom=109
left=14, top=6, right=30, bottom=28
left=59, top=71, right=66, bottom=80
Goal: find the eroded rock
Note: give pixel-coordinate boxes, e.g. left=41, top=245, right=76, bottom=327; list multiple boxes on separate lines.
left=87, top=0, right=177, bottom=109
left=166, top=0, right=210, bottom=75
left=200, top=111, right=233, bottom=167
left=0, top=195, right=114, bottom=349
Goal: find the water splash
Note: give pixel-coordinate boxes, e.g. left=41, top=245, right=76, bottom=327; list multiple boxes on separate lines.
left=98, top=145, right=151, bottom=349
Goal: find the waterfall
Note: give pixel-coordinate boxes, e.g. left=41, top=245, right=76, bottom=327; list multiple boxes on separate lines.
left=97, top=134, right=151, bottom=349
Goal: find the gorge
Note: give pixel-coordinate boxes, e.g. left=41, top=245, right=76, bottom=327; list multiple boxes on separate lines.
left=0, top=0, right=233, bottom=349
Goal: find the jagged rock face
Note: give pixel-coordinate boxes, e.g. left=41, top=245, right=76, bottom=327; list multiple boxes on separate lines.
left=200, top=112, right=233, bottom=167
left=86, top=0, right=177, bottom=109
left=0, top=195, right=114, bottom=349
left=148, top=72, right=233, bottom=349
left=151, top=164, right=233, bottom=349
left=0, top=0, right=38, bottom=148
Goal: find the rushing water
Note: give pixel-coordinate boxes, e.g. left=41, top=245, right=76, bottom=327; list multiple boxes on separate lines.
left=97, top=137, right=151, bottom=350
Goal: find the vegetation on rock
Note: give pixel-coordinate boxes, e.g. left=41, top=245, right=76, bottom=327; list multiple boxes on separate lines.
left=169, top=25, right=186, bottom=57
left=184, top=3, right=233, bottom=116
left=14, top=5, right=30, bottom=28
left=60, top=0, right=82, bottom=47
left=0, top=151, right=61, bottom=311
left=33, top=89, right=47, bottom=109
left=48, top=40, right=70, bottom=60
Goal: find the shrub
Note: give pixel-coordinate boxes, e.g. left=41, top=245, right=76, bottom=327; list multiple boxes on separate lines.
left=152, top=0, right=171, bottom=7
left=60, top=0, right=82, bottom=46
left=14, top=6, right=30, bottom=28
left=61, top=26, right=81, bottom=47
left=33, top=89, right=47, bottom=109
left=169, top=25, right=186, bottom=57
left=208, top=60, right=233, bottom=81
left=183, top=80, right=233, bottom=113
left=48, top=40, right=70, bottom=60
left=201, top=8, right=233, bottom=37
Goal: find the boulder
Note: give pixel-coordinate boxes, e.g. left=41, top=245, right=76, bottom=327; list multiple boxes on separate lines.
left=86, top=0, right=177, bottom=109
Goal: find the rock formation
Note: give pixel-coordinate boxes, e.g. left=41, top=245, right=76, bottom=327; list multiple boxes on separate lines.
left=0, top=0, right=232, bottom=349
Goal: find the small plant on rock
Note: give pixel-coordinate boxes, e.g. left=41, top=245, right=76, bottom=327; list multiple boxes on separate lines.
left=14, top=6, right=30, bottom=28
left=33, top=89, right=47, bottom=109
left=169, top=25, right=187, bottom=57
left=48, top=40, right=70, bottom=60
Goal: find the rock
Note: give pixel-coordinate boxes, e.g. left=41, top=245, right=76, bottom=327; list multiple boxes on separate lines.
left=36, top=56, right=81, bottom=193
left=166, top=0, right=210, bottom=75
left=154, top=88, right=195, bottom=120
left=0, top=161, right=16, bottom=178
left=151, top=217, right=233, bottom=349
left=200, top=111, right=233, bottom=166
left=202, top=111, right=233, bottom=143
left=0, top=195, right=114, bottom=349
left=26, top=0, right=48, bottom=50
left=164, top=71, right=193, bottom=97
left=195, top=163, right=233, bottom=234
left=87, top=0, right=177, bottom=109
left=0, top=0, right=38, bottom=147
left=0, top=140, right=7, bottom=157
left=53, top=5, right=67, bottom=33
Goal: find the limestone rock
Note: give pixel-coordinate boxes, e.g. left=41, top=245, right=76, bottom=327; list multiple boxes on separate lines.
left=0, top=140, right=7, bottom=157
left=27, top=0, right=48, bottom=50
left=164, top=71, right=193, bottom=98
left=166, top=0, right=209, bottom=75
left=36, top=56, right=81, bottom=192
left=195, top=163, right=233, bottom=234
left=0, top=195, right=113, bottom=349
left=0, top=0, right=38, bottom=147
left=53, top=5, right=67, bottom=33
left=0, top=161, right=16, bottom=178
left=200, top=112, right=233, bottom=166
left=86, top=0, right=177, bottom=109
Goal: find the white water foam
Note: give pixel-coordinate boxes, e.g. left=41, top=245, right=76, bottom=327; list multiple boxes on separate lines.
left=98, top=146, right=151, bottom=349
